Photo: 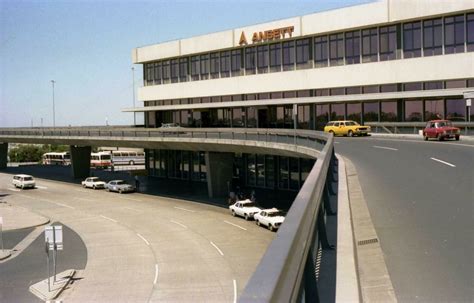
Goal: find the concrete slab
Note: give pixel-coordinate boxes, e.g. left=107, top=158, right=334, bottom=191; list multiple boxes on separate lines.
left=0, top=250, right=11, bottom=260
left=0, top=203, right=50, bottom=231
left=29, top=269, right=75, bottom=301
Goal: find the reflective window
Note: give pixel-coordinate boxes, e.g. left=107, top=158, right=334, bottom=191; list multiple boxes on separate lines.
left=403, top=82, right=423, bottom=91
left=200, top=54, right=209, bottom=80
left=362, top=28, right=378, bottom=62
left=330, top=87, right=345, bottom=96
left=316, top=104, right=329, bottom=130
left=403, top=21, right=422, bottom=58
left=423, top=18, right=442, bottom=56
left=424, top=81, right=443, bottom=90
left=179, top=58, right=188, bottom=82
left=257, top=45, right=269, bottom=73
left=347, top=103, right=362, bottom=123
left=265, top=156, right=275, bottom=188
left=379, top=25, right=397, bottom=61
left=245, top=47, right=256, bottom=74
left=445, top=15, right=465, bottom=54
left=170, top=59, right=179, bottom=83
left=247, top=154, right=256, bottom=186
left=190, top=56, right=200, bottom=81
left=425, top=99, right=444, bottom=120
left=363, top=102, right=379, bottom=122
left=468, top=14, right=474, bottom=51
left=231, top=49, right=242, bottom=76
left=300, top=158, right=314, bottom=185
left=380, top=84, right=398, bottom=92
left=296, top=38, right=312, bottom=69
left=256, top=154, right=265, bottom=187
left=330, top=103, right=345, bottom=121
left=246, top=107, right=257, bottom=128
left=232, top=108, right=244, bottom=127
left=404, top=100, right=423, bottom=121
left=145, top=63, right=154, bottom=86
left=315, top=89, right=329, bottom=96
left=220, top=51, right=231, bottom=77
left=289, top=158, right=299, bottom=190
left=162, top=60, right=170, bottom=84
left=363, top=85, right=379, bottom=94
left=329, top=33, right=344, bottom=66
left=381, top=101, right=398, bottom=122
left=278, top=157, right=289, bottom=189
left=180, top=110, right=189, bottom=126
left=346, top=87, right=361, bottom=95
left=445, top=79, right=466, bottom=89
left=297, top=105, right=312, bottom=129
left=210, top=52, right=220, bottom=79
left=446, top=99, right=465, bottom=121
left=282, top=41, right=295, bottom=71
left=314, top=36, right=328, bottom=67
left=154, top=62, right=162, bottom=85
left=269, top=43, right=281, bottom=72
left=345, top=30, right=360, bottom=64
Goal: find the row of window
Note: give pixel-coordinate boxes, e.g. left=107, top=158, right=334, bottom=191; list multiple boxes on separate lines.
left=143, top=13, right=474, bottom=86
left=147, top=149, right=207, bottom=181
left=143, top=78, right=474, bottom=107
left=146, top=98, right=471, bottom=130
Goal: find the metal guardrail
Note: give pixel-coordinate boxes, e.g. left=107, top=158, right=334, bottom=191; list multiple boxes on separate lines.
left=0, top=126, right=335, bottom=301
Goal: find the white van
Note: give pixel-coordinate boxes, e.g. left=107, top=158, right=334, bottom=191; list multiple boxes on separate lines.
left=12, top=174, right=36, bottom=189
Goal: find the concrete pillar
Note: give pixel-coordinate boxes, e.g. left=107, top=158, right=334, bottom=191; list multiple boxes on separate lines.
left=0, top=143, right=8, bottom=169
left=70, top=145, right=91, bottom=179
left=205, top=152, right=234, bottom=199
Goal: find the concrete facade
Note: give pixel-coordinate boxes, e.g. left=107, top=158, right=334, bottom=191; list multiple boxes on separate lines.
left=70, top=145, right=91, bottom=179
left=0, top=143, right=7, bottom=169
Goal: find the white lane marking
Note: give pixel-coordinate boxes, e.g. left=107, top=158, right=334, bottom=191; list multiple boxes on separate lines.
left=430, top=157, right=456, bottom=167
left=174, top=206, right=196, bottom=213
left=154, top=264, right=159, bottom=285
left=373, top=145, right=398, bottom=151
left=170, top=220, right=188, bottom=229
left=224, top=220, right=247, bottom=231
left=137, top=233, right=150, bottom=246
left=210, top=241, right=224, bottom=256
left=76, top=197, right=94, bottom=202
left=334, top=141, right=340, bottom=144
left=100, top=215, right=118, bottom=223
left=233, top=279, right=237, bottom=303
left=8, top=188, right=21, bottom=192
left=368, top=137, right=474, bottom=148
left=118, top=196, right=142, bottom=202
left=35, top=185, right=48, bottom=189
left=55, top=202, right=75, bottom=210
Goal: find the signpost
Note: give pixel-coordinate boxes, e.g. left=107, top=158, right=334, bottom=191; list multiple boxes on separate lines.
left=466, top=99, right=471, bottom=135
left=45, top=225, right=63, bottom=290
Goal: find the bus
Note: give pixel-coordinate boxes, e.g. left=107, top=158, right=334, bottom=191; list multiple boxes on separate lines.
left=90, top=152, right=112, bottom=168
left=42, top=152, right=71, bottom=166
left=111, top=150, right=145, bottom=166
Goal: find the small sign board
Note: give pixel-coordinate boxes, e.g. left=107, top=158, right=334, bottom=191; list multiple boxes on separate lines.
left=45, top=226, right=63, bottom=250
left=466, top=99, right=472, bottom=107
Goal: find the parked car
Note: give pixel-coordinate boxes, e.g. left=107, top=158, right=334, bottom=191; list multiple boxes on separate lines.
left=105, top=180, right=135, bottom=193
left=12, top=174, right=36, bottom=189
left=423, top=120, right=460, bottom=141
left=324, top=120, right=371, bottom=137
left=254, top=208, right=285, bottom=231
left=81, top=177, right=106, bottom=189
left=229, top=199, right=262, bottom=220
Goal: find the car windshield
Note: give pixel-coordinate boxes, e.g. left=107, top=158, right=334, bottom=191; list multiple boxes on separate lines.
left=268, top=211, right=283, bottom=217
left=23, top=177, right=33, bottom=181
left=116, top=181, right=125, bottom=185
left=437, top=121, right=452, bottom=127
left=243, top=203, right=256, bottom=207
left=345, top=121, right=358, bottom=126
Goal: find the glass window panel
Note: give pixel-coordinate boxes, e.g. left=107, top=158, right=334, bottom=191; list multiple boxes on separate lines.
left=246, top=107, right=257, bottom=128
left=380, top=84, right=398, bottom=92
left=316, top=104, right=329, bottom=130
left=232, top=107, right=244, bottom=127
left=296, top=38, right=311, bottom=69
left=403, top=21, right=421, bottom=58
left=379, top=25, right=397, bottom=61
left=170, top=59, right=179, bottom=83
left=256, top=155, right=265, bottom=187
left=363, top=85, right=379, bottom=94
left=381, top=101, right=398, bottom=122
left=289, top=158, right=299, bottom=190
left=278, top=157, right=289, bottom=189
left=446, top=99, right=465, bottom=121
left=363, top=102, right=379, bottom=122
left=403, top=82, right=423, bottom=91
left=468, top=79, right=474, bottom=87
left=297, top=105, right=311, bottom=129
left=330, top=87, right=345, bottom=96
left=154, top=62, right=162, bottom=85
left=347, top=103, right=362, bottom=123
left=329, top=33, right=344, bottom=66
left=424, top=99, right=444, bottom=120
left=314, top=35, right=328, bottom=67
left=231, top=49, right=242, bottom=75
left=265, top=155, right=275, bottom=188
left=315, top=89, right=329, bottom=96
left=247, top=154, right=256, bottom=186
left=282, top=41, right=295, bottom=70
left=269, top=43, right=282, bottom=72
left=468, top=13, right=474, bottom=51
left=257, top=45, right=269, bottom=73
left=245, top=47, right=256, bottom=74
left=199, top=151, right=206, bottom=182
left=180, top=110, right=189, bottom=126
left=423, top=18, right=442, bottom=56
left=297, top=90, right=311, bottom=97
left=346, top=87, right=361, bottom=95
left=191, top=56, right=200, bottom=81
left=220, top=51, right=230, bottom=77
left=424, top=81, right=443, bottom=90
left=445, top=15, right=465, bottom=54
left=200, top=54, right=209, bottom=80
left=210, top=52, right=220, bottom=78
left=179, top=58, right=188, bottom=82
left=345, top=30, right=360, bottom=64
left=330, top=103, right=345, bottom=120
left=362, top=28, right=378, bottom=62
left=404, top=100, right=423, bottom=121
left=162, top=60, right=170, bottom=83
left=445, top=79, right=466, bottom=89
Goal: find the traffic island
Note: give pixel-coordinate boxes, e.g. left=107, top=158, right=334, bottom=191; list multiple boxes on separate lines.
left=29, top=269, right=75, bottom=301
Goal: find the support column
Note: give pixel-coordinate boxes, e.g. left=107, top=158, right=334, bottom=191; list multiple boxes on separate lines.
left=70, top=145, right=91, bottom=179
left=0, top=143, right=8, bottom=169
left=205, top=152, right=234, bottom=199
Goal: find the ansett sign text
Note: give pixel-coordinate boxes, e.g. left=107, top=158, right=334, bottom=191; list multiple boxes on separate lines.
left=239, top=26, right=295, bottom=45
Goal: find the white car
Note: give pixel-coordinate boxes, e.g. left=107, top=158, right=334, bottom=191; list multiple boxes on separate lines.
left=229, top=199, right=261, bottom=220
left=12, top=174, right=36, bottom=189
left=254, top=208, right=285, bottom=231
left=81, top=177, right=106, bottom=189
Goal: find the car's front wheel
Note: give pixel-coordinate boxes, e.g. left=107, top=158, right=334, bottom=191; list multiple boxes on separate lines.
left=231, top=211, right=236, bottom=217
left=348, top=130, right=353, bottom=137
left=437, top=134, right=443, bottom=141
left=256, top=220, right=260, bottom=226
left=119, top=189, right=123, bottom=194
left=244, top=214, right=250, bottom=221
left=455, top=135, right=460, bottom=141
left=269, top=224, right=275, bottom=232
left=424, top=134, right=428, bottom=141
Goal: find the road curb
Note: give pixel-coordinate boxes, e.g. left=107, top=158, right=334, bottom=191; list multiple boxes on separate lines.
left=343, top=157, right=397, bottom=303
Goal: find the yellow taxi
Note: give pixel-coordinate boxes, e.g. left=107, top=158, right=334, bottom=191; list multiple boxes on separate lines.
left=324, top=120, right=371, bottom=137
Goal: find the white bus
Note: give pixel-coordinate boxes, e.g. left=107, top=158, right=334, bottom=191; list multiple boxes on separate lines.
left=91, top=152, right=112, bottom=168
left=42, top=152, right=71, bottom=166
left=111, top=150, right=145, bottom=166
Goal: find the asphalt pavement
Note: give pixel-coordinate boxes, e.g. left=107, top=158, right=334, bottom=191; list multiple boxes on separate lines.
left=335, top=136, right=473, bottom=302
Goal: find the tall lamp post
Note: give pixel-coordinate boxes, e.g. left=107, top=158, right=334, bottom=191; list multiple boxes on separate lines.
left=51, top=80, right=56, bottom=127
left=131, top=67, right=136, bottom=126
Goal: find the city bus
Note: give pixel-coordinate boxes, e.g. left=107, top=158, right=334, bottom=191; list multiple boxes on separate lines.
left=42, top=152, right=71, bottom=166
left=90, top=152, right=112, bottom=168
left=111, top=150, right=145, bottom=166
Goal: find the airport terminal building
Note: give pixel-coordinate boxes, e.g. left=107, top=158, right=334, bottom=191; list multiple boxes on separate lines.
left=126, top=0, right=474, bottom=193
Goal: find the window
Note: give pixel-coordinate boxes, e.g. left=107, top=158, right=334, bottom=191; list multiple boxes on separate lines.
left=269, top=43, right=281, bottom=72
left=330, top=87, right=345, bottom=96
left=444, top=15, right=465, bottom=54
left=315, top=89, right=329, bottom=96
left=424, top=81, right=443, bottom=90
left=381, top=101, right=398, bottom=122
left=257, top=45, right=269, bottom=73
left=425, top=99, right=444, bottom=120
left=278, top=157, right=289, bottom=189
left=423, top=18, right=442, bottom=56
left=363, top=85, right=379, bottom=94
left=379, top=25, right=397, bottom=61
left=404, top=100, right=423, bottom=121
left=346, top=87, right=361, bottom=95
left=154, top=62, right=162, bottom=85
left=145, top=63, right=154, bottom=86
left=468, top=14, right=474, bottom=51
left=289, top=158, right=299, bottom=190
left=232, top=108, right=244, bottom=127
left=200, top=54, right=209, bottom=80
left=315, top=104, right=329, bottom=130
left=380, top=84, right=398, bottom=92
left=362, top=28, right=378, bottom=62
left=297, top=105, right=311, bottom=129
left=245, top=47, right=256, bottom=74
left=403, top=21, right=421, bottom=58
left=446, top=99, right=465, bottom=121
left=296, top=38, right=311, bottom=69
left=256, top=154, right=265, bottom=187
left=403, top=82, right=423, bottom=91
left=347, top=103, right=362, bottom=124
left=282, top=41, right=295, bottom=71
left=231, top=49, right=242, bottom=76
left=345, top=30, right=360, bottom=64
left=329, top=33, right=344, bottom=65
left=314, top=36, right=328, bottom=67
left=265, top=155, right=275, bottom=188
left=210, top=52, right=219, bottom=79
left=191, top=56, right=200, bottom=81
left=330, top=103, right=345, bottom=120
left=220, top=51, right=230, bottom=77
left=363, top=102, right=379, bottom=122
left=445, top=79, right=466, bottom=89
left=162, top=60, right=170, bottom=84
left=179, top=58, right=188, bottom=82
left=170, top=59, right=179, bottom=83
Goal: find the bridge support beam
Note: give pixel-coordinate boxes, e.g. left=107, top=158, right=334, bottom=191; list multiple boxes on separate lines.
left=0, top=143, right=8, bottom=169
left=70, top=145, right=91, bottom=179
left=205, top=152, right=233, bottom=199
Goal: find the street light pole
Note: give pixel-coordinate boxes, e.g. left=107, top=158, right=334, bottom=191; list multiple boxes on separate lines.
left=132, top=67, right=136, bottom=126
left=51, top=80, right=56, bottom=127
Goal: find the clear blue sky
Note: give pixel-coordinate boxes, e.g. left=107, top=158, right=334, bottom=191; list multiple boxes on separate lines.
left=0, top=0, right=372, bottom=127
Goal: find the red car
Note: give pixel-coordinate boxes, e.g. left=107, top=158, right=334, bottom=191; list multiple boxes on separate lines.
left=423, top=120, right=460, bottom=141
